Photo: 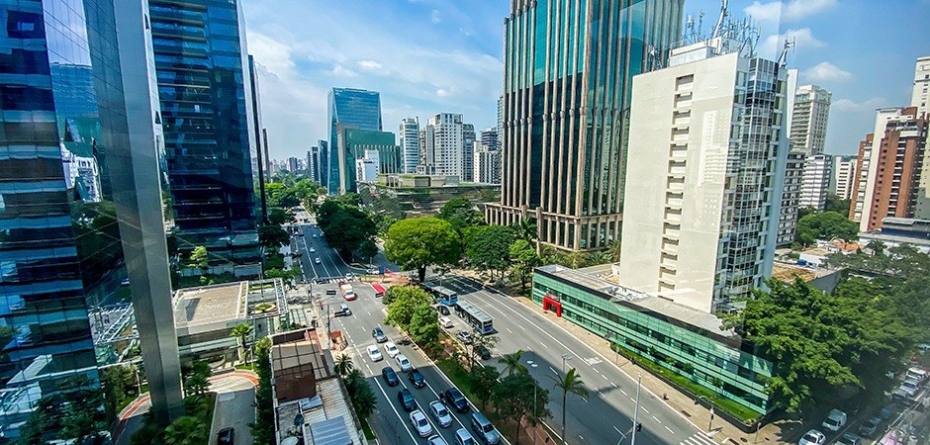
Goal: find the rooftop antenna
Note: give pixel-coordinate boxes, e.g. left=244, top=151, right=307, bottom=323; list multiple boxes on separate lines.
left=711, top=0, right=728, bottom=38
left=777, top=38, right=795, bottom=67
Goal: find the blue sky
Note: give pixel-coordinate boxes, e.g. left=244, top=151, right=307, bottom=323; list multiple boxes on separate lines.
left=243, top=0, right=930, bottom=160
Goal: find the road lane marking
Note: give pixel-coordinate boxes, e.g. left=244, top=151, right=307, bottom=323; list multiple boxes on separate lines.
left=629, top=397, right=635, bottom=403
left=541, top=342, right=549, bottom=349
left=549, top=366, right=558, bottom=375
left=614, top=426, right=622, bottom=434
left=601, top=375, right=608, bottom=381
left=506, top=328, right=514, bottom=334
left=371, top=373, right=418, bottom=443
left=620, top=389, right=627, bottom=395
left=652, top=415, right=660, bottom=423
left=641, top=407, right=649, bottom=414
left=665, top=425, right=674, bottom=434
left=611, top=382, right=618, bottom=388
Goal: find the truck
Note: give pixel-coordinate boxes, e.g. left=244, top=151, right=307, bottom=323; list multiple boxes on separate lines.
left=340, top=283, right=356, bottom=301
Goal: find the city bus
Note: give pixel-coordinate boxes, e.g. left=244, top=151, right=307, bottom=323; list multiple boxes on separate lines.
left=454, top=300, right=493, bottom=335
left=421, top=282, right=458, bottom=306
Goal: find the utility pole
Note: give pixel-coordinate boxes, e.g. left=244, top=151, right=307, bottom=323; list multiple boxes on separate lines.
left=631, top=373, right=642, bottom=445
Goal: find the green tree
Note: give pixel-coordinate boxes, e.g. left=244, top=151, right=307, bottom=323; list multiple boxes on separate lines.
left=384, top=286, right=433, bottom=328
left=795, top=211, right=858, bottom=245
left=467, top=332, right=499, bottom=371
left=608, top=237, right=623, bottom=262
left=551, top=367, right=588, bottom=444
left=408, top=303, right=440, bottom=347
left=438, top=197, right=483, bottom=233
left=494, top=373, right=551, bottom=445
left=17, top=409, right=49, bottom=445
left=258, top=223, right=290, bottom=249
left=385, top=217, right=461, bottom=282
left=101, top=365, right=133, bottom=420
left=58, top=376, right=107, bottom=445
left=322, top=206, right=377, bottom=260
left=468, top=365, right=500, bottom=410
left=514, top=217, right=537, bottom=243
left=292, top=178, right=326, bottom=210
left=188, top=245, right=208, bottom=269
left=586, top=250, right=612, bottom=266
left=265, top=182, right=300, bottom=208
left=500, top=349, right=527, bottom=376
left=335, top=353, right=355, bottom=378
left=163, top=416, right=205, bottom=445
left=824, top=194, right=851, bottom=215
left=509, top=239, right=541, bottom=292
left=356, top=239, right=379, bottom=264
left=250, top=336, right=275, bottom=444
left=230, top=323, right=254, bottom=362
left=351, top=384, right=378, bottom=421
left=183, top=361, right=211, bottom=398
left=268, top=207, right=291, bottom=225
left=465, top=225, right=515, bottom=282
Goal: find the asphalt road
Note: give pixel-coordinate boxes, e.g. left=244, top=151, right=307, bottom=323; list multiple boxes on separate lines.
left=437, top=274, right=709, bottom=445
left=209, top=376, right=256, bottom=445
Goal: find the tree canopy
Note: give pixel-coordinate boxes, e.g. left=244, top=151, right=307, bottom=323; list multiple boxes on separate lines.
left=795, top=211, right=858, bottom=246
left=509, top=239, right=541, bottom=292
left=465, top=225, right=515, bottom=282
left=384, top=217, right=461, bottom=282
left=438, top=197, right=483, bottom=233
left=384, top=286, right=433, bottom=329
left=316, top=198, right=377, bottom=261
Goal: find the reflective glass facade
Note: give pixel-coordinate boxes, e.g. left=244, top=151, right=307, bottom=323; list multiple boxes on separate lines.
left=327, top=88, right=382, bottom=194
left=532, top=267, right=773, bottom=415
left=488, top=0, right=684, bottom=251
left=150, top=0, right=259, bottom=265
left=339, top=129, right=398, bottom=193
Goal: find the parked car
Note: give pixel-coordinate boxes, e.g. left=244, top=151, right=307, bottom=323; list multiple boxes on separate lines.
left=396, top=354, right=413, bottom=372
left=880, top=404, right=896, bottom=419
left=408, top=369, right=426, bottom=388
left=897, top=379, right=921, bottom=398
left=821, top=409, right=847, bottom=432
left=429, top=400, right=452, bottom=428
left=397, top=389, right=416, bottom=411
left=372, top=327, right=387, bottom=343
left=441, top=387, right=469, bottom=413
left=427, top=435, right=449, bottom=445
left=474, top=344, right=491, bottom=360
left=381, top=366, right=399, bottom=386
left=858, top=416, right=882, bottom=437
left=834, top=433, right=861, bottom=445
left=440, top=316, right=453, bottom=328
left=366, top=345, right=383, bottom=362
left=453, top=428, right=476, bottom=445
left=906, top=367, right=928, bottom=384
left=470, top=412, right=501, bottom=445
left=384, top=341, right=400, bottom=358
left=457, top=331, right=473, bottom=345
left=410, top=410, right=433, bottom=437
left=799, top=429, right=826, bottom=445
left=216, top=427, right=234, bottom=445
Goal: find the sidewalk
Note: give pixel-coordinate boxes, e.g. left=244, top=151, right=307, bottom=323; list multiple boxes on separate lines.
left=509, top=295, right=802, bottom=445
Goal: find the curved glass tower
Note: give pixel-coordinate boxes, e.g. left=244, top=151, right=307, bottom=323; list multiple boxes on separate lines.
left=487, top=0, right=684, bottom=251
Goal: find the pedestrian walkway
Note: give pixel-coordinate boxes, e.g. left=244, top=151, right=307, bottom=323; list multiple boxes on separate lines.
left=680, top=431, right=721, bottom=445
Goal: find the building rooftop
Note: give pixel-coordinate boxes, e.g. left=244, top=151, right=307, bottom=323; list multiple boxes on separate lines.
left=271, top=329, right=331, bottom=404
left=174, top=282, right=246, bottom=336
left=771, top=261, right=836, bottom=281
left=536, top=264, right=736, bottom=340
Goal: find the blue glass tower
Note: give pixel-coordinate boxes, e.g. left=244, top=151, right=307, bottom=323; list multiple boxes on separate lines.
left=327, top=88, right=383, bottom=194
left=150, top=0, right=259, bottom=267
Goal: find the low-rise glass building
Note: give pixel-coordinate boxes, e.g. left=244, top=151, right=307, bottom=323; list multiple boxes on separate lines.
left=532, top=265, right=773, bottom=416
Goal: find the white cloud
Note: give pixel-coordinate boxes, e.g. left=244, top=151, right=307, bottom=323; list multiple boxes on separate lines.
left=330, top=64, right=358, bottom=77
left=745, top=0, right=837, bottom=24
left=833, top=97, right=886, bottom=112
left=431, top=9, right=442, bottom=24
left=802, top=62, right=852, bottom=83
left=759, top=28, right=825, bottom=60
left=357, top=60, right=383, bottom=71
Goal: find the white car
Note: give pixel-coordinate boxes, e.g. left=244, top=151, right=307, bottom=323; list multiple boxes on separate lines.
left=384, top=341, right=400, bottom=358
left=314, top=257, right=321, bottom=264
left=366, top=345, right=383, bottom=362
left=396, top=354, right=413, bottom=372
left=309, top=247, right=316, bottom=253
left=821, top=409, right=847, bottom=432
left=410, top=410, right=433, bottom=437
left=798, top=429, right=826, bottom=445
left=439, top=316, right=453, bottom=329
left=429, top=400, right=452, bottom=428
left=427, top=435, right=449, bottom=445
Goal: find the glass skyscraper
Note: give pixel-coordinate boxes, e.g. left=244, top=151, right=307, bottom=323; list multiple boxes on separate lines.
left=327, top=88, right=382, bottom=194
left=150, top=0, right=260, bottom=267
left=486, top=0, right=684, bottom=251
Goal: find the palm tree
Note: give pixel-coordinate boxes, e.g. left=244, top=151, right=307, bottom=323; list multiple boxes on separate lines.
left=514, top=217, right=537, bottom=243
left=351, top=385, right=378, bottom=421
left=587, top=250, right=612, bottom=266
left=229, top=323, right=253, bottom=362
left=552, top=367, right=588, bottom=444
left=163, top=416, right=204, bottom=445
left=334, top=353, right=354, bottom=377
left=608, top=238, right=623, bottom=262
left=500, top=349, right=527, bottom=376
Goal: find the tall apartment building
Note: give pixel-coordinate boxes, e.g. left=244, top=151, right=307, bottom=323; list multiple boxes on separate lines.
left=316, top=140, right=328, bottom=185
left=474, top=128, right=501, bottom=184
left=832, top=155, right=857, bottom=200
left=913, top=56, right=930, bottom=117
left=850, top=108, right=928, bottom=231
left=778, top=152, right=806, bottom=246
left=307, top=146, right=321, bottom=183
left=423, top=113, right=464, bottom=177
left=287, top=157, right=300, bottom=173
left=790, top=85, right=832, bottom=156
left=619, top=36, right=789, bottom=313
left=0, top=0, right=183, bottom=438
left=150, top=0, right=259, bottom=267
left=799, top=154, right=833, bottom=210
left=481, top=127, right=500, bottom=152
left=462, top=123, right=476, bottom=182
left=327, top=88, right=382, bottom=193
left=487, top=0, right=684, bottom=251
left=399, top=117, right=421, bottom=174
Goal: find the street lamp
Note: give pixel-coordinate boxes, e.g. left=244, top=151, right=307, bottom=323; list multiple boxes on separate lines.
left=695, top=396, right=715, bottom=432
left=561, top=353, right=573, bottom=374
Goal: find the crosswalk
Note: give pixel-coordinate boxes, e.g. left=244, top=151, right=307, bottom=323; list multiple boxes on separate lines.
left=680, top=432, right=719, bottom=445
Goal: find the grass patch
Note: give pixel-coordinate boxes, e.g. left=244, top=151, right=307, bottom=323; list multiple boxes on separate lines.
left=361, top=419, right=376, bottom=440
left=613, top=343, right=761, bottom=423
left=178, top=273, right=237, bottom=289
left=236, top=363, right=255, bottom=371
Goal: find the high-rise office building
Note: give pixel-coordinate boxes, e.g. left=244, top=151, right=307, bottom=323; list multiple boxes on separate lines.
left=913, top=56, right=930, bottom=117
left=799, top=154, right=833, bottom=210
left=778, top=151, right=806, bottom=246
left=399, top=118, right=420, bottom=174
left=832, top=155, right=857, bottom=201
left=850, top=107, right=928, bottom=231
left=327, top=88, right=382, bottom=193
left=248, top=55, right=269, bottom=222
left=308, top=146, right=321, bottom=183
left=422, top=113, right=465, bottom=177
left=333, top=129, right=398, bottom=193
left=316, top=140, right=328, bottom=186
left=462, top=123, right=476, bottom=182
left=619, top=34, right=790, bottom=313
left=789, top=85, right=832, bottom=156
left=150, top=0, right=260, bottom=268
left=0, top=0, right=183, bottom=438
left=287, top=157, right=300, bottom=173
left=487, top=0, right=684, bottom=251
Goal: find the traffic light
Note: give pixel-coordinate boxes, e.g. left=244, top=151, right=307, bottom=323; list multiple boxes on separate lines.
left=636, top=422, right=643, bottom=432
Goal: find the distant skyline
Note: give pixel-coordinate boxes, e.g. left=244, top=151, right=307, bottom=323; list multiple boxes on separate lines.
left=244, top=0, right=930, bottom=159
